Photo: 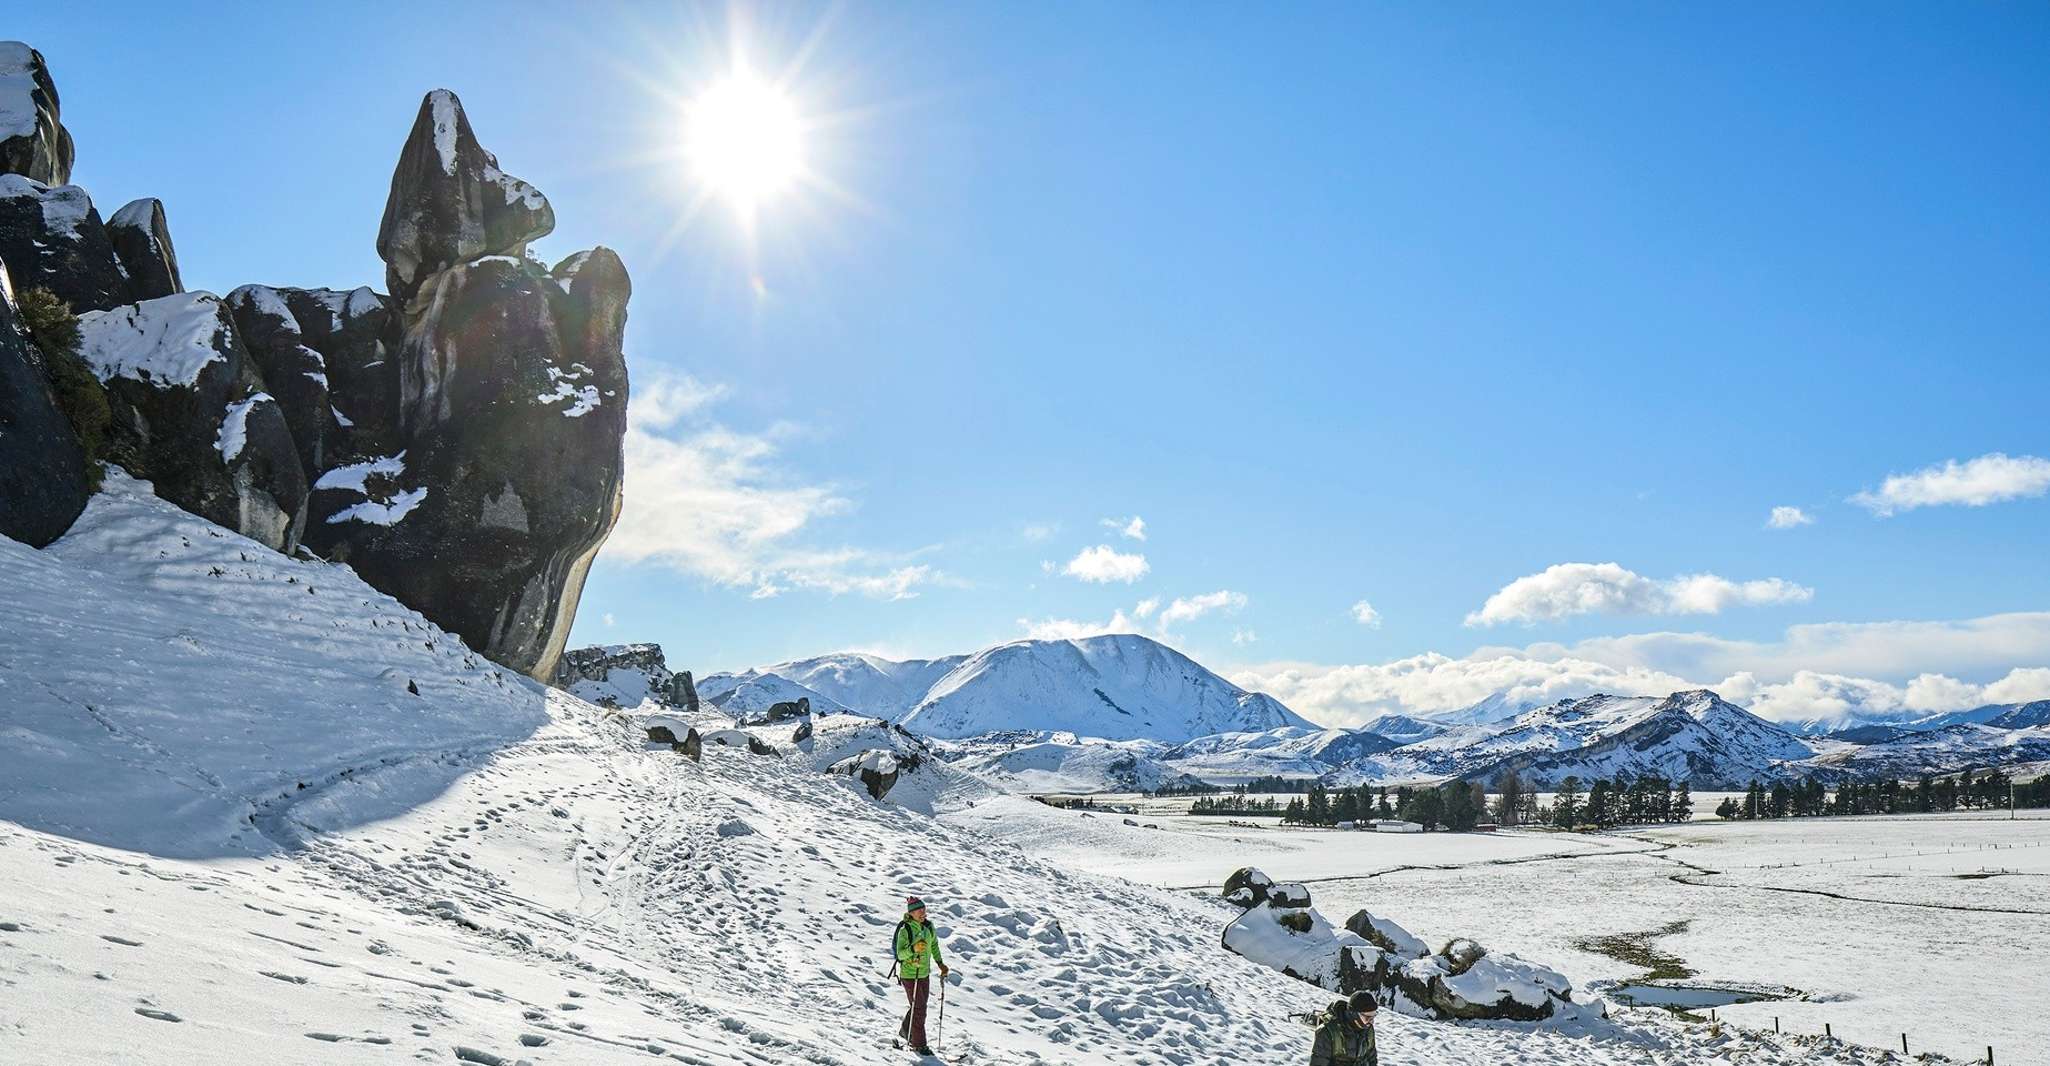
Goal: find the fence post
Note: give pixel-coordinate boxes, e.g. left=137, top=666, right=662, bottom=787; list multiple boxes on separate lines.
left=1825, top=1022, right=1832, bottom=1041
left=1902, top=1033, right=1908, bottom=1053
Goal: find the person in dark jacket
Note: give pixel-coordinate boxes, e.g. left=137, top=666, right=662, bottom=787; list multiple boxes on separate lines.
left=1310, top=991, right=1378, bottom=1066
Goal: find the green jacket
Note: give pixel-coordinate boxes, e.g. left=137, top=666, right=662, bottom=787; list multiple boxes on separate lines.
left=894, top=916, right=945, bottom=980
left=1310, top=1013, right=1377, bottom=1066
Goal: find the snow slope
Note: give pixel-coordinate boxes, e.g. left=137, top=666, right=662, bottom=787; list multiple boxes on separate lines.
left=938, top=732, right=1203, bottom=794
left=742, top=651, right=968, bottom=719
left=701, top=670, right=852, bottom=718
left=900, top=634, right=1312, bottom=742
left=0, top=476, right=1947, bottom=1064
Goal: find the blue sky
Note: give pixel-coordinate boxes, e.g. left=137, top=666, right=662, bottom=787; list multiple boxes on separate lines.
left=19, top=3, right=2049, bottom=723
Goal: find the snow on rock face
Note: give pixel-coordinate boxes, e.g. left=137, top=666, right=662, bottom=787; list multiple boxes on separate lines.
left=899, top=633, right=1313, bottom=742
left=0, top=173, right=127, bottom=312
left=0, top=257, right=90, bottom=547
left=105, top=197, right=182, bottom=300
left=0, top=41, right=73, bottom=185
left=77, top=292, right=310, bottom=552
left=375, top=89, right=553, bottom=309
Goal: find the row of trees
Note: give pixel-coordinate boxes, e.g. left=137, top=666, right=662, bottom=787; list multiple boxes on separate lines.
left=1266, top=771, right=1701, bottom=831
left=1715, top=769, right=2050, bottom=819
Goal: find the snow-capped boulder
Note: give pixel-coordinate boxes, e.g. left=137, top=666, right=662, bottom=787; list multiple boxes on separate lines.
left=745, top=696, right=812, bottom=726
left=556, top=643, right=699, bottom=712
left=375, top=89, right=553, bottom=309
left=0, top=260, right=90, bottom=546
left=1392, top=940, right=1575, bottom=1022
left=106, top=198, right=182, bottom=301
left=0, top=175, right=126, bottom=313
left=1222, top=867, right=1276, bottom=908
left=1344, top=910, right=1430, bottom=959
left=703, top=729, right=778, bottom=757
left=226, top=285, right=332, bottom=480
left=829, top=749, right=902, bottom=800
left=77, top=292, right=309, bottom=551
left=0, top=42, right=73, bottom=186
left=1221, top=878, right=1579, bottom=1023
left=644, top=717, right=703, bottom=760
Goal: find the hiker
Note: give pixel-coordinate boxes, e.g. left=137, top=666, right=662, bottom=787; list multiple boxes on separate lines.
left=1310, top=991, right=1378, bottom=1066
left=894, top=896, right=950, bottom=1055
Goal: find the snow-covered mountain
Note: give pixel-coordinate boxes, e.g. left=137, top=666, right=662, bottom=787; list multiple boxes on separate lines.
left=1985, top=700, right=2050, bottom=730
left=701, top=671, right=852, bottom=718
left=1486, top=690, right=1815, bottom=788
left=939, top=732, right=1205, bottom=793
left=1358, top=713, right=1451, bottom=744
left=742, top=651, right=967, bottom=719
left=1162, top=725, right=1401, bottom=783
left=1800, top=724, right=2050, bottom=783
left=898, top=634, right=1313, bottom=742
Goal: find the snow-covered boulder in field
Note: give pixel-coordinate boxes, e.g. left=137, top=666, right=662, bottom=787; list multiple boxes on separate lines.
left=318, top=89, right=629, bottom=683
left=0, top=174, right=126, bottom=313
left=1223, top=866, right=1276, bottom=908
left=830, top=749, right=901, bottom=800
left=1221, top=869, right=1580, bottom=1022
left=644, top=715, right=703, bottom=760
left=0, top=41, right=73, bottom=186
left=0, top=260, right=90, bottom=546
left=77, top=292, right=310, bottom=552
left=703, top=729, right=778, bottom=757
left=105, top=197, right=182, bottom=301
left=1391, top=939, right=1576, bottom=1022
left=1345, top=909, right=1430, bottom=959
left=556, top=642, right=698, bottom=712
left=376, top=88, right=554, bottom=309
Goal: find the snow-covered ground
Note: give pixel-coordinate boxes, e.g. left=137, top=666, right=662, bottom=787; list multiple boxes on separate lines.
left=991, top=795, right=2050, bottom=1065
left=0, top=479, right=1977, bottom=1064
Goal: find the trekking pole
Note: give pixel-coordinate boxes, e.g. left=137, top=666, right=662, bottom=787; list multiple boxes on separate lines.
left=936, top=975, right=947, bottom=1052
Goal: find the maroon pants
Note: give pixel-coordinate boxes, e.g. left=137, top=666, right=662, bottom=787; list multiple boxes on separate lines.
left=899, top=976, right=931, bottom=1047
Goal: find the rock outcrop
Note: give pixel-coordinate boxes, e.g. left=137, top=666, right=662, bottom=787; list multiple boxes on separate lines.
left=829, top=749, right=901, bottom=800
left=76, top=292, right=309, bottom=551
left=1219, top=870, right=1581, bottom=1023
left=1, top=50, right=628, bottom=683
left=375, top=89, right=552, bottom=311
left=106, top=198, right=182, bottom=301
left=0, top=175, right=128, bottom=313
left=0, top=260, right=90, bottom=546
left=0, top=42, right=73, bottom=186
left=556, top=643, right=698, bottom=711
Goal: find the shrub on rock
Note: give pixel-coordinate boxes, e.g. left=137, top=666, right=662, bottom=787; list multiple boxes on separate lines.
left=0, top=269, right=90, bottom=545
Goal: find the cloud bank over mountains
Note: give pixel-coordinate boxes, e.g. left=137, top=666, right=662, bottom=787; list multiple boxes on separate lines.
left=1234, top=611, right=2050, bottom=728
left=1464, top=562, right=1813, bottom=626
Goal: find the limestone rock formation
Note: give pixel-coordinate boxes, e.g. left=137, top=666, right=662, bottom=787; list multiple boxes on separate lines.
left=0, top=42, right=73, bottom=186
left=829, top=750, right=902, bottom=800
left=0, top=175, right=127, bottom=313
left=0, top=261, right=90, bottom=546
left=76, top=292, right=309, bottom=551
left=314, top=89, right=627, bottom=683
left=106, top=198, right=183, bottom=301
left=375, top=89, right=552, bottom=310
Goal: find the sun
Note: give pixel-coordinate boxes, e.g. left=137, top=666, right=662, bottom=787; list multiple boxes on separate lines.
left=685, top=69, right=804, bottom=214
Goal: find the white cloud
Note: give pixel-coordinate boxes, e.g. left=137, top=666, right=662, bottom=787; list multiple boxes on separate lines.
left=602, top=370, right=942, bottom=601
left=1234, top=612, right=2050, bottom=728
left=1851, top=452, right=2050, bottom=516
left=1984, top=667, right=2050, bottom=705
left=1060, top=544, right=1151, bottom=584
left=1158, top=589, right=1247, bottom=628
left=602, top=612, right=616, bottom=627
left=1017, top=609, right=1139, bottom=642
left=1101, top=515, right=1147, bottom=541
left=1134, top=597, right=1161, bottom=619
left=1232, top=654, right=1695, bottom=729
left=1022, top=522, right=1058, bottom=542
left=1766, top=506, right=1814, bottom=529
left=1232, top=628, right=1259, bottom=646
left=1350, top=600, right=1382, bottom=627
left=1465, top=562, right=1812, bottom=626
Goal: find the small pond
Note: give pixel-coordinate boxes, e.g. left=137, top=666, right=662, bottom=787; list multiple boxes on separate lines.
left=1611, top=983, right=1790, bottom=1009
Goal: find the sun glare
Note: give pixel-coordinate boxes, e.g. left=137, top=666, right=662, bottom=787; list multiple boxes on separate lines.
left=686, top=70, right=803, bottom=214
